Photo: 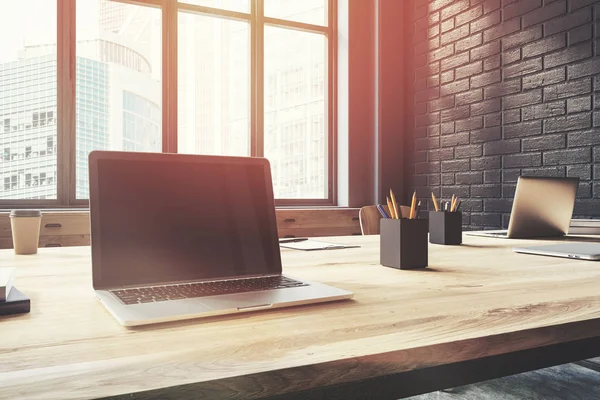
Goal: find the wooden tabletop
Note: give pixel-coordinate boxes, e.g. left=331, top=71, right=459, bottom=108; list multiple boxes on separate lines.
left=2, top=234, right=600, bottom=399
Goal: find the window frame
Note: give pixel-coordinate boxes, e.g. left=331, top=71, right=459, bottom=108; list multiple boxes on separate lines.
left=0, top=0, right=337, bottom=209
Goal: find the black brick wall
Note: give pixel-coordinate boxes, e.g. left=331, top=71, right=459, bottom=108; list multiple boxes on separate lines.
left=411, top=0, right=600, bottom=229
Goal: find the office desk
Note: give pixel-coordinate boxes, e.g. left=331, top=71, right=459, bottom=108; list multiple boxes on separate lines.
left=2, top=235, right=600, bottom=400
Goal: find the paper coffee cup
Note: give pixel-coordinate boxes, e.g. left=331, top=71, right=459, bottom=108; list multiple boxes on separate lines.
left=10, top=209, right=42, bottom=255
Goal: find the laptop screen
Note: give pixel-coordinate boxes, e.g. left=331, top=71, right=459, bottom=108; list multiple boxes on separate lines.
left=90, top=153, right=282, bottom=289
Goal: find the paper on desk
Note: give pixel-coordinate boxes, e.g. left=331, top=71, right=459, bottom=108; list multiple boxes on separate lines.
left=279, top=239, right=360, bottom=251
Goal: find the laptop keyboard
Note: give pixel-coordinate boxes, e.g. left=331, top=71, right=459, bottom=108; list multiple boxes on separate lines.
left=111, top=275, right=309, bottom=305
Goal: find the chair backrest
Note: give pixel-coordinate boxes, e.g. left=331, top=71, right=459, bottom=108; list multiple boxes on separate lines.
left=359, top=204, right=411, bottom=235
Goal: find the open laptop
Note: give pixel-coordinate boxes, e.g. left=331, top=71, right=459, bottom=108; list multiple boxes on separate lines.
left=89, top=151, right=353, bottom=326
left=466, top=176, right=579, bottom=239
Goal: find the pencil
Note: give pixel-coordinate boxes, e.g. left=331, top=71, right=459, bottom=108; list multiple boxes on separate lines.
left=386, top=196, right=397, bottom=219
left=390, top=189, right=399, bottom=220
left=409, top=191, right=417, bottom=219
left=431, top=192, right=439, bottom=212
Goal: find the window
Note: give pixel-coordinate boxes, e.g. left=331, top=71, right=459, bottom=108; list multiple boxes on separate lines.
left=0, top=0, right=335, bottom=207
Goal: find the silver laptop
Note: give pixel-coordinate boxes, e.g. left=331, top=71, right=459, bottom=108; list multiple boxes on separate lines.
left=514, top=243, right=600, bottom=261
left=88, top=151, right=353, bottom=327
left=467, top=176, right=579, bottom=239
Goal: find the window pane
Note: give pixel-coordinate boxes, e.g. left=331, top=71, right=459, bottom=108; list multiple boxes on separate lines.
left=179, top=0, right=249, bottom=14
left=264, top=0, right=327, bottom=26
left=264, top=27, right=327, bottom=199
left=0, top=1, right=57, bottom=200
left=178, top=13, right=250, bottom=156
left=76, top=0, right=162, bottom=199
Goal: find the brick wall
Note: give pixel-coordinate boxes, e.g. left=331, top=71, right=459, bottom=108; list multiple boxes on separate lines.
left=411, top=0, right=600, bottom=229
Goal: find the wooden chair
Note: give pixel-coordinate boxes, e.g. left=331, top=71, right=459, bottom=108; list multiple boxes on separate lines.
left=359, top=204, right=411, bottom=235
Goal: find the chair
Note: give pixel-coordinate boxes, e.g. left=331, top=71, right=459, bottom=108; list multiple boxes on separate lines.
left=359, top=204, right=411, bottom=235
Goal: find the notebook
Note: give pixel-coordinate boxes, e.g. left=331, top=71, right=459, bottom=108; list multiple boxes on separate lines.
left=88, top=151, right=353, bottom=327
left=279, top=238, right=360, bottom=251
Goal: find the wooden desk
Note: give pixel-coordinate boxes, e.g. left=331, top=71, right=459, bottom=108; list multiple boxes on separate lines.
left=3, top=235, right=600, bottom=399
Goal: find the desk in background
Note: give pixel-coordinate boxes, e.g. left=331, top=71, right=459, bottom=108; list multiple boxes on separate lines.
left=2, top=235, right=600, bottom=399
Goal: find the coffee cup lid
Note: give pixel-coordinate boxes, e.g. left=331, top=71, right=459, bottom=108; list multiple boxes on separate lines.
left=10, top=209, right=42, bottom=217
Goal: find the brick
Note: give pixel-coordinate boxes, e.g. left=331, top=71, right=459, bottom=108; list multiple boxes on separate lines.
left=522, top=0, right=566, bottom=28
left=441, top=185, right=471, bottom=197
left=484, top=54, right=501, bottom=71
left=484, top=80, right=521, bottom=99
left=413, top=175, right=428, bottom=187
left=521, top=166, right=566, bottom=177
left=456, top=5, right=483, bottom=26
left=471, top=184, right=502, bottom=197
left=544, top=42, right=593, bottom=69
left=441, top=173, right=456, bottom=185
left=483, top=139, right=521, bottom=155
left=504, top=90, right=543, bottom=109
left=471, top=98, right=501, bottom=116
left=428, top=44, right=455, bottom=63
left=504, top=121, right=543, bottom=139
left=441, top=25, right=470, bottom=45
left=415, top=112, right=441, bottom=127
left=456, top=171, right=484, bottom=184
left=441, top=132, right=470, bottom=147
left=442, top=159, right=471, bottom=172
left=484, top=199, right=513, bottom=212
left=470, top=70, right=501, bottom=88
left=441, top=52, right=471, bottom=71
left=570, top=0, right=596, bottom=10
left=471, top=155, right=501, bottom=170
left=471, top=10, right=501, bottom=33
left=485, top=112, right=502, bottom=127
left=502, top=26, right=543, bottom=50
left=594, top=146, right=600, bottom=162
left=456, top=117, right=484, bottom=132
left=414, top=102, right=428, bottom=116
left=429, top=96, right=455, bottom=112
left=415, top=63, right=440, bottom=80
left=415, top=137, right=440, bottom=150
left=595, top=112, right=600, bottom=127
left=503, top=109, right=520, bottom=124
left=503, top=0, right=542, bottom=20
left=544, top=8, right=593, bottom=36
left=427, top=75, right=440, bottom=87
left=455, top=144, right=484, bottom=158
left=543, top=148, right=591, bottom=165
left=567, top=96, right=592, bottom=113
left=484, top=170, right=502, bottom=183
left=428, top=125, right=441, bottom=137
left=428, top=147, right=455, bottom=161
left=503, top=168, right=521, bottom=182
left=456, top=62, right=484, bottom=80
left=415, top=87, right=440, bottom=103
left=415, top=78, right=428, bottom=92
left=441, top=19, right=455, bottom=33
left=429, top=25, right=440, bottom=39
left=415, top=37, right=441, bottom=56
left=522, top=134, right=566, bottom=151
left=428, top=174, right=441, bottom=186
left=441, top=0, right=470, bottom=20
left=568, top=58, right=600, bottom=80
left=568, top=24, right=593, bottom=45
left=577, top=182, right=593, bottom=198
left=415, top=161, right=441, bottom=174
left=471, top=127, right=502, bottom=142
left=430, top=0, right=456, bottom=12
left=522, top=68, right=566, bottom=90
left=573, top=199, right=600, bottom=214
left=441, top=105, right=470, bottom=121
left=567, top=165, right=592, bottom=180
left=440, top=70, right=454, bottom=84
left=471, top=213, right=502, bottom=227
left=414, top=126, right=428, bottom=139
left=544, top=114, right=592, bottom=133
left=483, top=17, right=520, bottom=42
left=441, top=122, right=455, bottom=134
left=456, top=90, right=484, bottom=106
left=522, top=100, right=566, bottom=121
left=458, top=199, right=483, bottom=212
left=504, top=58, right=543, bottom=79
left=470, top=40, right=501, bottom=61
left=567, top=129, right=600, bottom=147
left=456, top=33, right=483, bottom=53
left=544, top=78, right=592, bottom=101
left=504, top=153, right=542, bottom=168
left=521, top=34, right=566, bottom=59
left=414, top=150, right=428, bottom=163
left=503, top=48, right=521, bottom=65
left=483, top=0, right=501, bottom=14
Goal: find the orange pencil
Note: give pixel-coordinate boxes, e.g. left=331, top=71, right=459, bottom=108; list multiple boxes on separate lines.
left=386, top=196, right=397, bottom=219
left=390, top=189, right=399, bottom=220
left=431, top=192, right=439, bottom=212
left=409, top=191, right=417, bottom=219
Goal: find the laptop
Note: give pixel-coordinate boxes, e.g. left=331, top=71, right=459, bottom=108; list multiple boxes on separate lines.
left=466, top=176, right=579, bottom=239
left=514, top=243, right=600, bottom=261
left=88, top=151, right=353, bottom=326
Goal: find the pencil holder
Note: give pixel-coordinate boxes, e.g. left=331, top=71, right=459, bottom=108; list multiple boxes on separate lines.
left=429, top=211, right=462, bottom=245
left=380, top=218, right=428, bottom=270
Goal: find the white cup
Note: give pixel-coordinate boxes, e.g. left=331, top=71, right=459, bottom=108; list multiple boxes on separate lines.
left=10, top=209, right=42, bottom=255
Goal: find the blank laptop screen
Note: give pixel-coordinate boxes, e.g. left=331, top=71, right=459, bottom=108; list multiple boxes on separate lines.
left=92, top=155, right=281, bottom=288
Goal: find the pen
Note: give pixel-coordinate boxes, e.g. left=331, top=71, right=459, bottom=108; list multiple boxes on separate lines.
left=377, top=204, right=390, bottom=219
left=417, top=200, right=422, bottom=218
left=279, top=238, right=308, bottom=243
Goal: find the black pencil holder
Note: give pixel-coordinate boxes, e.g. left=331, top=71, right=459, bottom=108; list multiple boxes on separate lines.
left=429, top=211, right=462, bottom=245
left=380, top=218, right=428, bottom=270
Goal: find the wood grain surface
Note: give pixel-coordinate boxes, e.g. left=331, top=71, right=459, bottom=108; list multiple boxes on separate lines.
left=2, top=234, right=600, bottom=399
